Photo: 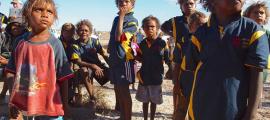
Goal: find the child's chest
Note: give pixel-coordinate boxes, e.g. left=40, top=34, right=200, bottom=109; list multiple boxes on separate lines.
left=141, top=41, right=164, bottom=58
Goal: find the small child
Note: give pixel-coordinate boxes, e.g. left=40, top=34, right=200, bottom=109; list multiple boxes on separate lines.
left=0, top=21, right=27, bottom=104
left=59, top=23, right=76, bottom=60
left=188, top=11, right=208, bottom=33
left=173, top=11, right=207, bottom=120
left=185, top=0, right=269, bottom=119
left=243, top=1, right=270, bottom=107
left=6, top=0, right=73, bottom=119
left=135, top=15, right=169, bottom=120
left=108, top=0, right=138, bottom=119
left=70, top=19, right=109, bottom=103
left=161, top=0, right=197, bottom=119
left=244, top=1, right=270, bottom=66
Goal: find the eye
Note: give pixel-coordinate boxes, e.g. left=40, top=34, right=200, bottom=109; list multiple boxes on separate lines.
left=47, top=10, right=54, bottom=15
left=34, top=8, right=42, bottom=12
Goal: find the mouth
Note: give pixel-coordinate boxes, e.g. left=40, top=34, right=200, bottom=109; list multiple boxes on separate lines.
left=40, top=20, right=49, bottom=25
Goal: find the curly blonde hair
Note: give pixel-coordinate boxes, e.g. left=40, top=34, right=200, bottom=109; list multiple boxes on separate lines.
left=22, top=0, right=58, bottom=27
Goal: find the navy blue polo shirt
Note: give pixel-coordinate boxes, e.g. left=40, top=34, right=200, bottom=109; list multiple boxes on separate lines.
left=161, top=16, right=190, bottom=64
left=139, top=37, right=169, bottom=86
left=108, top=11, right=138, bottom=85
left=186, top=15, right=269, bottom=120
left=71, top=37, right=104, bottom=66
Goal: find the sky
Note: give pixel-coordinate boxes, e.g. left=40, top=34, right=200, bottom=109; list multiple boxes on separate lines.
left=0, top=0, right=269, bottom=31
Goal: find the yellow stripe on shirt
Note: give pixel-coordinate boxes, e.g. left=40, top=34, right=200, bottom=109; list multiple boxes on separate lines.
left=191, top=36, right=201, bottom=52
left=249, top=31, right=265, bottom=46
left=188, top=61, right=203, bottom=120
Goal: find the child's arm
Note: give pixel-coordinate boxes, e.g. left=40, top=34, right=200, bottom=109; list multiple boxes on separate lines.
left=60, top=80, right=71, bottom=117
left=161, top=18, right=174, bottom=37
left=115, top=7, right=129, bottom=42
left=243, top=67, right=263, bottom=119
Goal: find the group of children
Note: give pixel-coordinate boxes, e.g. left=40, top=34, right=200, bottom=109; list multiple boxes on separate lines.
left=0, top=0, right=269, bottom=120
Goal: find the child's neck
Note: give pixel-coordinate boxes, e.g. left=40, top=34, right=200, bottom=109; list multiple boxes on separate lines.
left=215, top=12, right=241, bottom=26
left=146, top=36, right=158, bottom=42
left=30, top=29, right=50, bottom=42
left=80, top=38, right=89, bottom=44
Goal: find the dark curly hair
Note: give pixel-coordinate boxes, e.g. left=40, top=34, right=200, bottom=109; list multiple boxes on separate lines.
left=142, top=15, right=160, bottom=29
left=115, top=0, right=135, bottom=7
left=76, top=19, right=93, bottom=34
left=244, top=1, right=269, bottom=25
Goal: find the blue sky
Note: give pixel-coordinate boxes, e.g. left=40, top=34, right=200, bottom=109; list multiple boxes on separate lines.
left=0, top=0, right=269, bottom=31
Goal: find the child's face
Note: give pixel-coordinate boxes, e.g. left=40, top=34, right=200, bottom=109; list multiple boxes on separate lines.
left=118, top=0, right=133, bottom=11
left=11, top=23, right=24, bottom=37
left=77, top=25, right=91, bottom=41
left=249, top=7, right=266, bottom=25
left=29, top=3, right=55, bottom=32
left=62, top=29, right=74, bottom=41
left=143, top=20, right=158, bottom=39
left=180, top=0, right=196, bottom=16
left=212, top=0, right=244, bottom=15
left=189, top=18, right=207, bottom=33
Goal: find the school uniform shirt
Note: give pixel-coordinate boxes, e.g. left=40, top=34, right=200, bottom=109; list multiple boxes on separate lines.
left=5, top=32, right=74, bottom=116
left=161, top=16, right=190, bottom=64
left=70, top=37, right=104, bottom=66
left=108, top=11, right=138, bottom=85
left=138, top=37, right=169, bottom=86
left=186, top=15, right=269, bottom=120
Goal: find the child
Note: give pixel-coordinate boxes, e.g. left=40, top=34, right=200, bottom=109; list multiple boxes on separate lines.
left=186, top=0, right=269, bottom=119
left=188, top=11, right=208, bottom=33
left=70, top=19, right=109, bottom=103
left=135, top=15, right=169, bottom=120
left=172, top=11, right=207, bottom=120
left=244, top=1, right=270, bottom=64
left=60, top=23, right=76, bottom=61
left=6, top=0, right=73, bottom=119
left=0, top=21, right=27, bottom=104
left=243, top=1, right=270, bottom=107
left=161, top=0, right=197, bottom=119
left=107, top=0, right=138, bottom=119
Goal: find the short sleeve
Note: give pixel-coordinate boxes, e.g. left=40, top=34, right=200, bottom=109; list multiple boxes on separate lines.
left=161, top=18, right=173, bottom=36
left=123, top=19, right=138, bottom=34
left=245, top=30, right=269, bottom=69
left=94, top=38, right=104, bottom=54
left=70, top=44, right=81, bottom=60
left=162, top=41, right=170, bottom=64
left=54, top=41, right=73, bottom=82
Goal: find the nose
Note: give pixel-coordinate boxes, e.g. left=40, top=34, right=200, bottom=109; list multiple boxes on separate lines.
left=41, top=10, right=49, bottom=18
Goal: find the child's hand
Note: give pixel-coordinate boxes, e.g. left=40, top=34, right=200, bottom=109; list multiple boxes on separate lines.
left=119, top=7, right=129, bottom=17
left=93, top=65, right=104, bottom=78
left=0, top=55, right=8, bottom=65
